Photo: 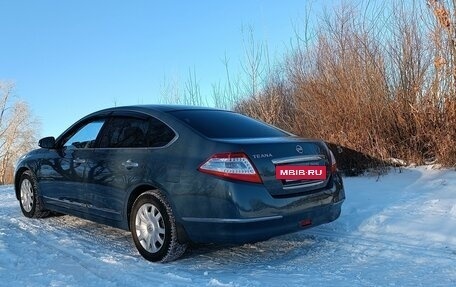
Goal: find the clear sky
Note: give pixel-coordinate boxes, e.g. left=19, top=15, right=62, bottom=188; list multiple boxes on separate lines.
left=0, top=0, right=335, bottom=138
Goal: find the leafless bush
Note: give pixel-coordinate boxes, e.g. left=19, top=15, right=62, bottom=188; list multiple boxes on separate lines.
left=235, top=0, right=456, bottom=168
left=234, top=72, right=296, bottom=131
left=157, top=1, right=455, bottom=169
left=159, top=68, right=207, bottom=106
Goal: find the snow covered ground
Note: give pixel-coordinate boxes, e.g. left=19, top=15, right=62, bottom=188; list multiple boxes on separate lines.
left=0, top=166, right=455, bottom=287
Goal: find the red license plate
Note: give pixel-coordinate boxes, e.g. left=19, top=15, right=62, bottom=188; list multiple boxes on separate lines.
left=275, top=165, right=326, bottom=180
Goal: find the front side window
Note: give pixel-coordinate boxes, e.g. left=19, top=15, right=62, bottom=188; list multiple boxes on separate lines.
left=63, top=120, right=105, bottom=149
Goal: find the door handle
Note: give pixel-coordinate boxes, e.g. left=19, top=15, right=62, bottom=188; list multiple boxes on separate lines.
left=73, top=158, right=86, bottom=164
left=122, top=160, right=139, bottom=169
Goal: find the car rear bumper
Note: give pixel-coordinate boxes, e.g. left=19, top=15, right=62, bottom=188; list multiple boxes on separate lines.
left=172, top=171, right=345, bottom=244
left=180, top=199, right=343, bottom=244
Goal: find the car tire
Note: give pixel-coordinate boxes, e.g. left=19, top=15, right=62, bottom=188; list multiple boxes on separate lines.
left=19, top=170, right=50, bottom=218
left=130, top=190, right=187, bottom=262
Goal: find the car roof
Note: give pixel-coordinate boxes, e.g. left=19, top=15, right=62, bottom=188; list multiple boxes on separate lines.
left=97, top=104, right=226, bottom=114
left=56, top=104, right=230, bottom=142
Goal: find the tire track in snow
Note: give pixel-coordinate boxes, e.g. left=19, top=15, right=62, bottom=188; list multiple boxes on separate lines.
left=4, top=214, right=195, bottom=286
left=5, top=217, right=122, bottom=287
left=302, top=227, right=456, bottom=261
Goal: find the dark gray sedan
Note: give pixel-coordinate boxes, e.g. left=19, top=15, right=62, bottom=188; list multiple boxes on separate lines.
left=14, top=105, right=345, bottom=262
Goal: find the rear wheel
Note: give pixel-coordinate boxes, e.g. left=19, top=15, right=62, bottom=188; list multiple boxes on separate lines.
left=130, top=191, right=187, bottom=262
left=19, top=170, right=50, bottom=218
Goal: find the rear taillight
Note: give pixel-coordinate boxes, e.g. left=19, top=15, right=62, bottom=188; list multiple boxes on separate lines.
left=329, top=150, right=337, bottom=174
left=198, top=152, right=262, bottom=183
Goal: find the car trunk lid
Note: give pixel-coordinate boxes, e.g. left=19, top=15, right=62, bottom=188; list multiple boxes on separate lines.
left=213, top=137, right=332, bottom=197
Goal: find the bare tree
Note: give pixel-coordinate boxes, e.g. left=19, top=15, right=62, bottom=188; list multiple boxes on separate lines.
left=159, top=68, right=206, bottom=106
left=0, top=82, right=39, bottom=184
left=211, top=53, right=243, bottom=110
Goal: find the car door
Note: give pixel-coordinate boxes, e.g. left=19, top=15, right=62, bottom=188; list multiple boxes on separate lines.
left=39, top=119, right=106, bottom=213
left=84, top=113, right=176, bottom=221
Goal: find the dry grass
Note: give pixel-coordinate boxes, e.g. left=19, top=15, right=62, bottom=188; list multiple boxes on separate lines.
left=234, top=0, right=456, bottom=170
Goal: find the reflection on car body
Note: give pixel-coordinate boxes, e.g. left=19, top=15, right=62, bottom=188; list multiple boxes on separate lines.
left=14, top=105, right=345, bottom=262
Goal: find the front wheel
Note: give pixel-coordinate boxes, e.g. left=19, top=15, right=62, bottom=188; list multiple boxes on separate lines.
left=19, top=170, right=50, bottom=218
left=130, top=191, right=187, bottom=262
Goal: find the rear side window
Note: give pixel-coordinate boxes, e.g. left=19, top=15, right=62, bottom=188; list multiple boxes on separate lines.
left=99, top=117, right=175, bottom=148
left=169, top=110, right=287, bottom=138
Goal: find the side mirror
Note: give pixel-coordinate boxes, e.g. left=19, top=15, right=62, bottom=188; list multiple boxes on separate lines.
left=38, top=136, right=56, bottom=149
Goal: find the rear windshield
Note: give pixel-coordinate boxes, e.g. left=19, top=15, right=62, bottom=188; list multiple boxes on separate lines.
left=169, top=110, right=288, bottom=138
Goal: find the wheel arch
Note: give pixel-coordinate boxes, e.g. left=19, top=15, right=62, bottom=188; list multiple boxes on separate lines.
left=126, top=184, right=162, bottom=230
left=125, top=184, right=189, bottom=244
left=14, top=167, right=29, bottom=200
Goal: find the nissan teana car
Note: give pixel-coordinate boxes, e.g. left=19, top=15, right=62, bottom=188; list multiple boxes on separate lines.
left=14, top=105, right=345, bottom=262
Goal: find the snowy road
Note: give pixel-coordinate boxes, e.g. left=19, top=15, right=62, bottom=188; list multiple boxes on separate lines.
left=1, top=166, right=455, bottom=286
